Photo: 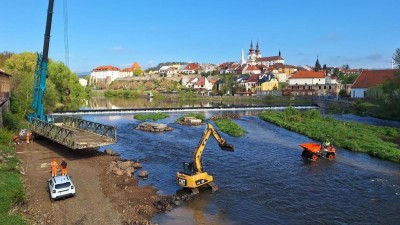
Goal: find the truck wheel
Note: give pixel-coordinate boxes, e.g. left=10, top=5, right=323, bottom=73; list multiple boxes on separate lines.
left=311, top=154, right=318, bottom=161
left=327, top=154, right=335, bottom=159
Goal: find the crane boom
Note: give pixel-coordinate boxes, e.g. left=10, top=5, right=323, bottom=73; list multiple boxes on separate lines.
left=29, top=0, right=54, bottom=122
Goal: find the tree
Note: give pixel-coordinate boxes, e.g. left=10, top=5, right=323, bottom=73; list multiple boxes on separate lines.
left=341, top=64, right=350, bottom=70
left=133, top=68, right=142, bottom=76
left=0, top=51, right=14, bottom=69
left=5, top=52, right=87, bottom=118
left=393, top=48, right=400, bottom=69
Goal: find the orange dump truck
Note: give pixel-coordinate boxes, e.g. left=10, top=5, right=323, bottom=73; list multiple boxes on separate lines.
left=299, top=142, right=336, bottom=161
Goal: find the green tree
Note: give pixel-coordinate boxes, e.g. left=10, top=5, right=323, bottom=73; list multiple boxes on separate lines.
left=5, top=52, right=87, bottom=118
left=0, top=51, right=14, bottom=69
left=133, top=68, right=142, bottom=76
left=393, top=48, right=400, bottom=69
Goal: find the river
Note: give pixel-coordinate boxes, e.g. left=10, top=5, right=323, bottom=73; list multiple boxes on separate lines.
left=79, top=98, right=400, bottom=225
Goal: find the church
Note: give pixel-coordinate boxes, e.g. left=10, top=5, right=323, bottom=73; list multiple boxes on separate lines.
left=242, top=41, right=284, bottom=67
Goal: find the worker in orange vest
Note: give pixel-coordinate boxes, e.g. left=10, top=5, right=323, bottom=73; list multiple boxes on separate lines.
left=50, top=159, right=58, bottom=177
left=60, top=159, right=68, bottom=176
left=26, top=131, right=32, bottom=143
left=12, top=135, right=21, bottom=145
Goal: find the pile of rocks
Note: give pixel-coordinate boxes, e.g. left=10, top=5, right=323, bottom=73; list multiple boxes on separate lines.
left=136, top=122, right=173, bottom=132
left=176, top=117, right=203, bottom=126
left=108, top=159, right=144, bottom=177
left=209, top=113, right=241, bottom=121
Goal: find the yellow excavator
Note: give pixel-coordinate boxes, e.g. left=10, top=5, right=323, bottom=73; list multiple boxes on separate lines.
left=176, top=123, right=234, bottom=194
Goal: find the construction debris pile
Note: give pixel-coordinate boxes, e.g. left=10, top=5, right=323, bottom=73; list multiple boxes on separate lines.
left=136, top=122, right=173, bottom=132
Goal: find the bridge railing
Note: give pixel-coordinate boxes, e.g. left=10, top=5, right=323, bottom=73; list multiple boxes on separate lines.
left=62, top=116, right=117, bottom=143
left=31, top=117, right=77, bottom=149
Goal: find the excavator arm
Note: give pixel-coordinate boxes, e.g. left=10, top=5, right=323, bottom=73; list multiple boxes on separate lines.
left=193, top=123, right=234, bottom=173
left=177, top=123, right=234, bottom=191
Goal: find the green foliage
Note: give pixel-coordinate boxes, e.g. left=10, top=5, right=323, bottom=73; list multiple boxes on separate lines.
left=258, top=109, right=400, bottom=163
left=134, top=113, right=169, bottom=121
left=2, top=113, right=20, bottom=131
left=0, top=51, right=14, bottom=68
left=393, top=48, right=400, bottom=69
left=104, top=90, right=141, bottom=98
left=179, top=89, right=197, bottom=99
left=4, top=52, right=87, bottom=117
left=176, top=113, right=206, bottom=123
left=0, top=131, right=27, bottom=224
left=214, top=118, right=247, bottom=137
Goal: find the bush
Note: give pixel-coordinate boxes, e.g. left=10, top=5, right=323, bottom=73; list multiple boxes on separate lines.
left=2, top=113, right=20, bottom=131
left=214, top=118, right=246, bottom=137
left=134, top=113, right=169, bottom=121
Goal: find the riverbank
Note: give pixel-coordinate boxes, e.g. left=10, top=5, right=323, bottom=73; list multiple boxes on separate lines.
left=259, top=108, right=400, bottom=163
left=14, top=137, right=172, bottom=224
left=0, top=132, right=26, bottom=225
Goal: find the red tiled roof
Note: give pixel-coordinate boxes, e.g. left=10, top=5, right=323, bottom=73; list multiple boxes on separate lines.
left=131, top=62, right=141, bottom=69
left=185, top=63, right=200, bottom=70
left=246, top=65, right=259, bottom=71
left=195, top=77, right=206, bottom=85
left=247, top=74, right=259, bottom=82
left=352, top=69, right=397, bottom=88
left=256, top=56, right=284, bottom=62
left=93, top=65, right=120, bottom=71
left=290, top=71, right=325, bottom=79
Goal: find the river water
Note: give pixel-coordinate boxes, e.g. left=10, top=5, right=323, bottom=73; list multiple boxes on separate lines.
left=81, top=109, right=400, bottom=225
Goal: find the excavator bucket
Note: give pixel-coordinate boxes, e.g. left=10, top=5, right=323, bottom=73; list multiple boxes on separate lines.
left=219, top=143, right=234, bottom=151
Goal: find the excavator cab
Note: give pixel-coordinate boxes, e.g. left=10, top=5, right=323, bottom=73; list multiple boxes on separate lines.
left=182, top=162, right=195, bottom=175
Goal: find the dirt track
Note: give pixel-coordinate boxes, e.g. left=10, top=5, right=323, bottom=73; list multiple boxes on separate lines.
left=16, top=138, right=163, bottom=225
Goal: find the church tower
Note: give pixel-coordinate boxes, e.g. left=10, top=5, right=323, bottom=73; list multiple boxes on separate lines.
left=255, top=41, right=261, bottom=58
left=241, top=49, right=246, bottom=65
left=247, top=40, right=257, bottom=65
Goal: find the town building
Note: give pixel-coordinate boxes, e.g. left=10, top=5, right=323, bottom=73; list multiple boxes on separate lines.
left=351, top=69, right=398, bottom=98
left=0, top=69, right=11, bottom=127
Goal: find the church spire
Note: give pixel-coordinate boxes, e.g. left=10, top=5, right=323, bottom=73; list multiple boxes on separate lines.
left=249, top=40, right=254, bottom=54
left=279, top=49, right=281, bottom=57
left=255, top=41, right=260, bottom=55
left=315, top=56, right=321, bottom=72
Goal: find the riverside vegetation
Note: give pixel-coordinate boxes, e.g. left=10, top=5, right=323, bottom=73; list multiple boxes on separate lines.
left=134, top=113, right=170, bottom=121
left=214, top=118, right=247, bottom=137
left=259, top=107, right=400, bottom=163
left=0, top=129, right=26, bottom=224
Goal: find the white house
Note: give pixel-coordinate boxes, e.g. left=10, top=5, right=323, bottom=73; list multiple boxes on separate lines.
left=89, top=66, right=120, bottom=85
left=288, top=71, right=326, bottom=85
left=351, top=69, right=397, bottom=98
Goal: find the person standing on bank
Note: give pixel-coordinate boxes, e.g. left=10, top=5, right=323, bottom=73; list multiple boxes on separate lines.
left=60, top=159, right=68, bottom=176
left=50, top=159, right=58, bottom=177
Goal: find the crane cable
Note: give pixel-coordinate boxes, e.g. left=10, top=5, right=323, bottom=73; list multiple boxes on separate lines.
left=63, top=0, right=69, bottom=67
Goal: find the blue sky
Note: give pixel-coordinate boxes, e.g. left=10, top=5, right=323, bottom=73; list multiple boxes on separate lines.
left=1, top=0, right=399, bottom=73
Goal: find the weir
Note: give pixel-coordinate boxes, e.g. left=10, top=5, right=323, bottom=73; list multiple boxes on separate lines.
left=51, top=105, right=318, bottom=116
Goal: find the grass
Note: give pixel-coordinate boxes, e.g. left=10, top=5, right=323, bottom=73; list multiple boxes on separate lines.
left=134, top=113, right=170, bottom=121
left=214, top=118, right=247, bottom=137
left=258, top=107, right=400, bottom=163
left=0, top=129, right=27, bottom=225
left=176, top=113, right=206, bottom=123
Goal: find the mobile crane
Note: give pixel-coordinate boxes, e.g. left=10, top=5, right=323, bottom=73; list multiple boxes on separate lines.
left=176, top=123, right=234, bottom=194
left=27, top=0, right=117, bottom=150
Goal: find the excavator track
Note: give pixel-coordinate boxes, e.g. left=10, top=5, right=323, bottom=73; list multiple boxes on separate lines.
left=191, top=188, right=200, bottom=195
left=208, top=182, right=219, bottom=192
